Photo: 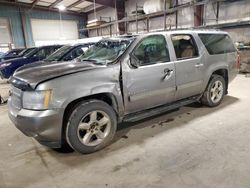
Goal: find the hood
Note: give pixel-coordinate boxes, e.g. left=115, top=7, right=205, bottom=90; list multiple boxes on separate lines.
left=12, top=61, right=103, bottom=89
left=15, top=60, right=46, bottom=71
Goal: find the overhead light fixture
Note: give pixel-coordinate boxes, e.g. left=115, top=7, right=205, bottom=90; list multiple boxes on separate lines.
left=57, top=5, right=66, bottom=11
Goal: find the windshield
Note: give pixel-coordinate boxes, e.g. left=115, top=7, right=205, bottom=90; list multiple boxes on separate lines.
left=25, top=48, right=39, bottom=58
left=79, top=38, right=134, bottom=64
left=45, top=45, right=72, bottom=62
left=19, top=48, right=35, bottom=57
left=5, top=49, right=23, bottom=57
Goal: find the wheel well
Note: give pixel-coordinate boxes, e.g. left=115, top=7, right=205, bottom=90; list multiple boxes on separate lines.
left=212, top=69, right=228, bottom=92
left=61, top=93, right=118, bottom=144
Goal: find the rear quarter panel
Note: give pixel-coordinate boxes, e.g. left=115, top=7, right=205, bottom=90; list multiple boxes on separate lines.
left=195, top=33, right=238, bottom=92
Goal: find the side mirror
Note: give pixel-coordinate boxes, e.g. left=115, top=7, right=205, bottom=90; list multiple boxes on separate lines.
left=129, top=53, right=139, bottom=68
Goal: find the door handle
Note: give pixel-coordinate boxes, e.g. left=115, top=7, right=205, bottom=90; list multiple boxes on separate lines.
left=195, top=63, right=204, bottom=68
left=162, top=68, right=173, bottom=80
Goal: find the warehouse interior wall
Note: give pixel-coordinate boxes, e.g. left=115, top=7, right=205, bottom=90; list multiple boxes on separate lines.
left=0, top=4, right=87, bottom=48
left=87, top=0, right=250, bottom=43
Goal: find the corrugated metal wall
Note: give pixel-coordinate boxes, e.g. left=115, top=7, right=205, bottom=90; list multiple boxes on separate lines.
left=0, top=5, right=24, bottom=48
left=0, top=4, right=87, bottom=48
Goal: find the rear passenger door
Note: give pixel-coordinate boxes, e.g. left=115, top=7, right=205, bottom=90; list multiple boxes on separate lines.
left=171, top=34, right=205, bottom=100
left=124, top=34, right=176, bottom=114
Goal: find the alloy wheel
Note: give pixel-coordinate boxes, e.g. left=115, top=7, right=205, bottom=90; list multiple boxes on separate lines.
left=77, top=110, right=111, bottom=147
left=210, top=80, right=224, bottom=104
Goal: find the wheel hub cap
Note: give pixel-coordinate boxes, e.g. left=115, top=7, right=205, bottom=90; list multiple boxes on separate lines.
left=210, top=80, right=223, bottom=103
left=77, top=110, right=111, bottom=147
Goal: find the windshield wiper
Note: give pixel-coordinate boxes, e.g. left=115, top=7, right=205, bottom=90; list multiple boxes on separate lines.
left=81, top=58, right=106, bottom=65
left=81, top=58, right=97, bottom=62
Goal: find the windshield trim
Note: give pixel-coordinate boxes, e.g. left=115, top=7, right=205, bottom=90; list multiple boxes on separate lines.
left=80, top=38, right=136, bottom=65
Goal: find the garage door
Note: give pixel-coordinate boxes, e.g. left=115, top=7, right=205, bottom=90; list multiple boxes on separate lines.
left=31, top=19, right=78, bottom=42
left=0, top=17, right=12, bottom=52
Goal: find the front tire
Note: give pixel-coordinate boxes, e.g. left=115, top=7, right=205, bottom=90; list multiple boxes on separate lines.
left=66, top=100, right=117, bottom=154
left=201, top=74, right=226, bottom=107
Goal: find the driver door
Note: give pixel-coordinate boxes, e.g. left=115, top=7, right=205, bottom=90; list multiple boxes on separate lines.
left=123, top=34, right=176, bottom=114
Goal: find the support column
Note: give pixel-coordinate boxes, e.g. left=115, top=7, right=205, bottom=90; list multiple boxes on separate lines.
left=116, top=0, right=125, bottom=35
left=194, top=4, right=204, bottom=27
left=19, top=7, right=28, bottom=48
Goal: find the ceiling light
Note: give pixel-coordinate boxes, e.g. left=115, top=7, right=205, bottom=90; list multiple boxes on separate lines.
left=57, top=5, right=66, bottom=11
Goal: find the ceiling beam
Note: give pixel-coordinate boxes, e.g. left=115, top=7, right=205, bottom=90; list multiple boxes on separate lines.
left=82, top=3, right=103, bottom=13
left=67, top=0, right=84, bottom=9
left=31, top=0, right=40, bottom=9
left=85, top=0, right=115, bottom=8
left=49, top=0, right=63, bottom=8
left=0, top=0, right=85, bottom=16
left=85, top=5, right=106, bottom=14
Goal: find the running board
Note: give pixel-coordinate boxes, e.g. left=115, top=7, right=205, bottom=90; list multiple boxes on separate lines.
left=123, top=97, right=198, bottom=122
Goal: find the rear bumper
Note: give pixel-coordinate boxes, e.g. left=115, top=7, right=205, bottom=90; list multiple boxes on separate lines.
left=8, top=98, right=63, bottom=148
left=229, top=67, right=238, bottom=83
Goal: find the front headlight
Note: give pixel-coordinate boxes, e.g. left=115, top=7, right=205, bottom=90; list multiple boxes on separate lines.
left=22, top=90, right=52, bottom=110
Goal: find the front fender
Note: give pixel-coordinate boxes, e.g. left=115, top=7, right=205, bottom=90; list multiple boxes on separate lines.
left=61, top=83, right=124, bottom=115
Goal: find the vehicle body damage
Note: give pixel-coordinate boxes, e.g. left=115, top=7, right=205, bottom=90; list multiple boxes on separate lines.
left=8, top=30, right=238, bottom=153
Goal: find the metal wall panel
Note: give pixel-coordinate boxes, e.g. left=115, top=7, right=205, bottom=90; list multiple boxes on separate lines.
left=0, top=4, right=87, bottom=48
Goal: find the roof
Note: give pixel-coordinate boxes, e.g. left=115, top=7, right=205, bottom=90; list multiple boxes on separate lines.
left=141, top=29, right=228, bottom=36
left=1, top=0, right=106, bottom=14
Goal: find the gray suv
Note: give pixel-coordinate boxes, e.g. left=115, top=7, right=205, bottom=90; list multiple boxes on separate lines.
left=8, top=30, right=239, bottom=154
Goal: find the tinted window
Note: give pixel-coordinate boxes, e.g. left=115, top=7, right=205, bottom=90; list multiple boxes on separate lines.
left=198, top=34, right=236, bottom=55
left=63, top=47, right=84, bottom=61
left=45, top=46, right=72, bottom=61
left=36, top=48, right=46, bottom=59
left=133, top=35, right=170, bottom=66
left=171, top=34, right=199, bottom=59
left=19, top=48, right=35, bottom=57
left=75, top=47, right=84, bottom=57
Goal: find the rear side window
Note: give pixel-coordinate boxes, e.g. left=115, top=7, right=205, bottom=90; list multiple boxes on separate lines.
left=198, top=34, right=236, bottom=55
left=171, top=34, right=199, bottom=60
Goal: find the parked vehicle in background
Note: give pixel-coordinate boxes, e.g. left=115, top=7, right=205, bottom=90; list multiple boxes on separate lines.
left=0, top=45, right=62, bottom=79
left=44, top=43, right=95, bottom=62
left=8, top=30, right=239, bottom=154
left=0, top=48, right=24, bottom=62
left=0, top=47, right=36, bottom=63
left=18, top=47, right=36, bottom=57
left=14, top=43, right=97, bottom=73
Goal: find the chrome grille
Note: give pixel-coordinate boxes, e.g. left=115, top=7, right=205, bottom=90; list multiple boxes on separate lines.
left=10, top=86, right=22, bottom=110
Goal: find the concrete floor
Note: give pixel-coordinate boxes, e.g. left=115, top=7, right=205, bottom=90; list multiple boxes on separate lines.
left=0, top=75, right=250, bottom=188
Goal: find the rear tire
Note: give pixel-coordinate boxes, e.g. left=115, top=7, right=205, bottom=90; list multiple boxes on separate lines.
left=66, top=100, right=117, bottom=154
left=201, top=74, right=226, bottom=107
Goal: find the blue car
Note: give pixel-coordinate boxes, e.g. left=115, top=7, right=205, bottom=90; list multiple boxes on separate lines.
left=0, top=45, right=62, bottom=79
left=15, top=43, right=96, bottom=72
left=44, top=43, right=94, bottom=62
left=0, top=48, right=25, bottom=62
left=0, top=48, right=36, bottom=63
